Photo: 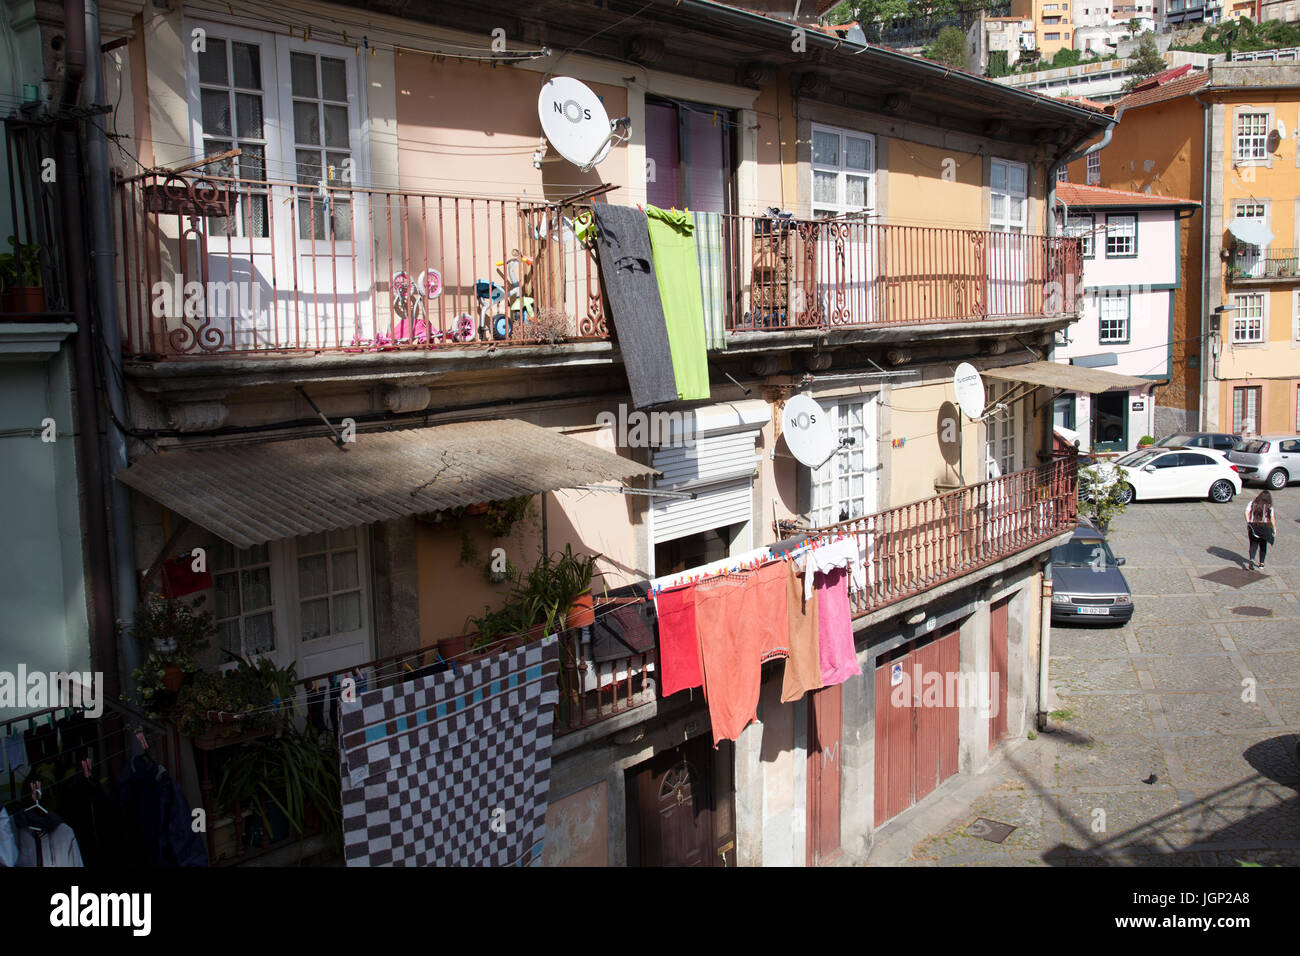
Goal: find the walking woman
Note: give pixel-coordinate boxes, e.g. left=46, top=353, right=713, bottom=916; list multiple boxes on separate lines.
left=1246, top=490, right=1277, bottom=570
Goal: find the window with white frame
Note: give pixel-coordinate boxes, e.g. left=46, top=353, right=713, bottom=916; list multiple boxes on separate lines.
left=1232, top=200, right=1267, bottom=277
left=1235, top=111, right=1270, bottom=162
left=811, top=125, right=875, bottom=218
left=1233, top=385, right=1261, bottom=435
left=985, top=381, right=1021, bottom=477
left=1105, top=215, right=1136, bottom=256
left=290, top=51, right=355, bottom=240
left=1099, top=291, right=1130, bottom=342
left=1066, top=213, right=1095, bottom=257
left=1232, top=292, right=1265, bottom=342
left=295, top=528, right=364, bottom=641
left=213, top=541, right=276, bottom=659
left=810, top=398, right=876, bottom=526
left=1086, top=151, right=1100, bottom=185
left=990, top=159, right=1027, bottom=233
left=1056, top=165, right=1069, bottom=182
left=196, top=37, right=269, bottom=237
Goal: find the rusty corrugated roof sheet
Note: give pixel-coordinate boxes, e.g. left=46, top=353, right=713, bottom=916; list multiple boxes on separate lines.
left=117, top=420, right=658, bottom=548
left=1057, top=182, right=1200, bottom=209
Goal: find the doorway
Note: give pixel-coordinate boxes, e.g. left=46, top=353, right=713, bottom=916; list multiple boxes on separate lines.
left=806, top=683, right=842, bottom=865
left=628, top=735, right=735, bottom=866
left=1092, top=391, right=1127, bottom=452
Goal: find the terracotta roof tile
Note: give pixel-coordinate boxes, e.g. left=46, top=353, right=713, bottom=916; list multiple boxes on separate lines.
left=1114, top=69, right=1209, bottom=112
left=1056, top=182, right=1200, bottom=208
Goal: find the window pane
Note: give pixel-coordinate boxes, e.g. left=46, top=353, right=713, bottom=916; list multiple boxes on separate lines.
left=235, top=93, right=263, bottom=139
left=330, top=200, right=353, bottom=241
left=231, top=42, right=261, bottom=90
left=296, top=149, right=323, bottom=185
left=321, top=57, right=347, bottom=101
left=1009, top=165, right=1026, bottom=194
left=991, top=162, right=1006, bottom=192
left=218, top=620, right=240, bottom=658
left=201, top=89, right=231, bottom=137
left=198, top=39, right=228, bottom=86
left=214, top=572, right=239, bottom=620
left=845, top=175, right=868, bottom=208
left=298, top=553, right=328, bottom=597
left=333, top=591, right=362, bottom=633
left=241, top=566, right=272, bottom=611
left=323, top=104, right=350, bottom=149
left=291, top=52, right=317, bottom=98
left=332, top=548, right=359, bottom=590
left=294, top=101, right=321, bottom=146
left=300, top=598, right=330, bottom=640
left=685, top=109, right=729, bottom=214
left=644, top=101, right=681, bottom=209
left=813, top=171, right=838, bottom=205
left=813, top=130, right=840, bottom=166
left=845, top=136, right=870, bottom=171
left=244, top=611, right=275, bottom=655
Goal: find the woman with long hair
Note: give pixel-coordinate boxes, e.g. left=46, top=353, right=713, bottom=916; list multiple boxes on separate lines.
left=1246, top=490, right=1276, bottom=570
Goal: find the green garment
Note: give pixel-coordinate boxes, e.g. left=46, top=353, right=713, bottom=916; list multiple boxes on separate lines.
left=644, top=205, right=711, bottom=401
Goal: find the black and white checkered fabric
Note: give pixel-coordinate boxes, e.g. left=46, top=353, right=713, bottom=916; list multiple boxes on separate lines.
left=338, top=638, right=559, bottom=866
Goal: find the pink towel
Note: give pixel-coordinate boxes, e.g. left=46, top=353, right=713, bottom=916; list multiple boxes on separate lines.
left=816, top=567, right=860, bottom=686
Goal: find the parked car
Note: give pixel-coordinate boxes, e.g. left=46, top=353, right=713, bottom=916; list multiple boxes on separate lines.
left=1152, top=432, right=1241, bottom=453
left=1226, top=435, right=1300, bottom=489
left=1083, top=446, right=1242, bottom=504
left=1049, top=518, right=1133, bottom=625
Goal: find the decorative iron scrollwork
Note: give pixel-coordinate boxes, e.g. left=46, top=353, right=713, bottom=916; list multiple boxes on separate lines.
left=143, top=174, right=235, bottom=217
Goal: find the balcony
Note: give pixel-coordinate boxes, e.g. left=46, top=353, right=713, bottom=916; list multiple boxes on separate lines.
left=1226, top=247, right=1300, bottom=284
left=117, top=172, right=1082, bottom=360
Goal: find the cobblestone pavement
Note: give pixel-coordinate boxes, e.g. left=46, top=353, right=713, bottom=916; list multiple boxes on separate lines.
left=894, top=484, right=1300, bottom=866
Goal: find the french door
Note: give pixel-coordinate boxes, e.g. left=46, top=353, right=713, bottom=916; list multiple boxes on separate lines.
left=185, top=20, right=373, bottom=351
left=989, top=159, right=1028, bottom=316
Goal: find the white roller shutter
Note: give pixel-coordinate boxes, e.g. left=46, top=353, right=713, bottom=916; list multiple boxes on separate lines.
left=651, top=477, right=753, bottom=544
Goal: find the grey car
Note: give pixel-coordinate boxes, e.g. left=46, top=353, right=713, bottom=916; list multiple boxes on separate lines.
left=1152, top=432, right=1241, bottom=453
left=1226, top=435, right=1300, bottom=489
left=1049, top=518, right=1133, bottom=625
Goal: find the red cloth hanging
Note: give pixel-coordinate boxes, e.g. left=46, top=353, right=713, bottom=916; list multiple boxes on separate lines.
left=655, top=584, right=703, bottom=697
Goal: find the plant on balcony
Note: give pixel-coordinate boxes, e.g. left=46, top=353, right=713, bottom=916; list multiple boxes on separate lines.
left=128, top=594, right=213, bottom=699
left=168, top=656, right=296, bottom=740
left=551, top=544, right=598, bottom=628
left=216, top=724, right=342, bottom=844
left=1137, top=435, right=1155, bottom=448
left=1077, top=463, right=1130, bottom=534
left=0, top=237, right=45, bottom=315
left=484, top=495, right=532, bottom=537
left=513, top=307, right=570, bottom=344
left=464, top=545, right=602, bottom=651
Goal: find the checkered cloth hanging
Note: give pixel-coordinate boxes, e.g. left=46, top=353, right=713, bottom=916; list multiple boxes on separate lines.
left=338, top=638, right=560, bottom=866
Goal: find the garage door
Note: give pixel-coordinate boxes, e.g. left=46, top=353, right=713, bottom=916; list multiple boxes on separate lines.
left=873, top=627, right=960, bottom=827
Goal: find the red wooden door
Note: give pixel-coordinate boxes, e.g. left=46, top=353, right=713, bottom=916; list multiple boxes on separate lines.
left=873, top=629, right=961, bottom=826
left=989, top=597, right=1009, bottom=746
left=634, top=736, right=716, bottom=867
left=806, top=683, right=842, bottom=865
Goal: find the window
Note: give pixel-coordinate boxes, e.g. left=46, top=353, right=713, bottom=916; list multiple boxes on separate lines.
left=1232, top=200, right=1267, bottom=277
left=1044, top=16, right=1062, bottom=23
left=986, top=381, right=1021, bottom=477
left=213, top=542, right=276, bottom=658
left=196, top=37, right=269, bottom=237
left=645, top=98, right=735, bottom=213
left=810, top=399, right=876, bottom=526
left=811, top=124, right=876, bottom=217
left=295, top=528, right=364, bottom=641
left=1233, top=386, right=1261, bottom=435
left=1294, top=290, right=1300, bottom=341
left=1235, top=111, right=1270, bottom=162
left=1231, top=292, right=1265, bottom=342
left=1057, top=165, right=1069, bottom=183
left=1045, top=31, right=1061, bottom=39
left=1066, top=213, right=1096, bottom=257
left=1105, top=215, right=1137, bottom=257
left=1099, top=291, right=1130, bottom=343
left=1086, top=151, right=1100, bottom=185
left=1053, top=395, right=1076, bottom=431
left=990, top=159, right=1027, bottom=233
left=290, top=52, right=354, bottom=240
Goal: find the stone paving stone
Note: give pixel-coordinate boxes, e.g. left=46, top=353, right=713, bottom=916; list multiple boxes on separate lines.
left=1054, top=790, right=1193, bottom=854
left=1216, top=619, right=1300, bottom=655
left=1133, top=623, right=1232, bottom=657
left=1051, top=627, right=1133, bottom=659
left=1144, top=656, right=1244, bottom=691
left=910, top=789, right=1047, bottom=861
left=1051, top=656, right=1143, bottom=695
left=1120, top=567, right=1197, bottom=595
left=1239, top=651, right=1300, bottom=686
left=1264, top=687, right=1300, bottom=725
left=1216, top=593, right=1300, bottom=620
left=1130, top=595, right=1232, bottom=626
left=1159, top=690, right=1278, bottom=733
left=1053, top=735, right=1169, bottom=789
left=1053, top=692, right=1155, bottom=736
left=1178, top=783, right=1300, bottom=847
left=1188, top=568, right=1286, bottom=595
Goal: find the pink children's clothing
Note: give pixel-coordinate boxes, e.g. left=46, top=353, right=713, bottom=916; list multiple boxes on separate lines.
left=816, top=567, right=860, bottom=686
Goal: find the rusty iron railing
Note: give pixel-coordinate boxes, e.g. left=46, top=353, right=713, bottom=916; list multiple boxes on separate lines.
left=807, top=458, right=1078, bottom=617
left=117, top=173, right=1082, bottom=359
left=117, top=172, right=606, bottom=357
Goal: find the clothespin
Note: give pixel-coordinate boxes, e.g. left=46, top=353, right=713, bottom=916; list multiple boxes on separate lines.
left=81, top=758, right=91, bottom=780
left=136, top=729, right=149, bottom=752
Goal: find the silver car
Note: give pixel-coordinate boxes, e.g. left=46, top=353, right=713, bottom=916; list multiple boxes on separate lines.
left=1227, top=435, right=1300, bottom=489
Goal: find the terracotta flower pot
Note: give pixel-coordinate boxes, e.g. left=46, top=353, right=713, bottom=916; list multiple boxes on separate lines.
left=162, top=664, right=184, bottom=693
left=438, top=633, right=470, bottom=661
left=565, top=590, right=595, bottom=629
left=1, top=287, right=45, bottom=318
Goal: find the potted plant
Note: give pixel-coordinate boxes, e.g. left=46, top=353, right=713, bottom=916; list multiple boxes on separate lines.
left=484, top=495, right=531, bottom=537
left=216, top=724, right=342, bottom=845
left=1137, top=435, right=1155, bottom=448
left=128, top=594, right=214, bottom=696
left=0, top=238, right=44, bottom=316
left=551, top=544, right=599, bottom=629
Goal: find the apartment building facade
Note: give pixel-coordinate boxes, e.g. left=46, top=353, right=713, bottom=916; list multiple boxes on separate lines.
left=6, top=0, right=1121, bottom=866
left=1011, top=0, right=1077, bottom=58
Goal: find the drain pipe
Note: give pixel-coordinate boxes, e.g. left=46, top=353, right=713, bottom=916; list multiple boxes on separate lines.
left=1037, top=560, right=1053, bottom=732
left=62, top=0, right=120, bottom=699
left=83, top=0, right=140, bottom=688
left=1048, top=119, right=1116, bottom=235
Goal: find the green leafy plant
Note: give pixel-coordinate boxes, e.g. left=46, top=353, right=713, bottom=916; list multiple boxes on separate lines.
left=484, top=495, right=532, bottom=537
left=216, top=725, right=342, bottom=842
left=170, top=655, right=296, bottom=738
left=0, top=237, right=42, bottom=290
left=129, top=593, right=213, bottom=659
left=1078, top=463, right=1130, bottom=533
left=1137, top=435, right=1155, bottom=446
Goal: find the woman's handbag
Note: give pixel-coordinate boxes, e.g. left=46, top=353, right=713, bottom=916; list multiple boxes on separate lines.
left=1249, top=522, right=1275, bottom=545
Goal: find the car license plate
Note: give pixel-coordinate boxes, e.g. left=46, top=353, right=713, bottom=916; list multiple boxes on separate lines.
left=1077, top=606, right=1109, bottom=616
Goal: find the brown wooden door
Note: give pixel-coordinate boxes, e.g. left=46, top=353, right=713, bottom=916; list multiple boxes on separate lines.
left=989, top=597, right=1009, bottom=746
left=633, top=735, right=717, bottom=867
left=806, top=683, right=842, bottom=865
left=874, top=628, right=961, bottom=826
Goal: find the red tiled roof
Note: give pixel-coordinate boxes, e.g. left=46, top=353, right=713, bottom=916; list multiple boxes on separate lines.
left=1056, top=95, right=1110, bottom=113
left=1113, top=69, right=1209, bottom=113
left=1056, top=182, right=1200, bottom=209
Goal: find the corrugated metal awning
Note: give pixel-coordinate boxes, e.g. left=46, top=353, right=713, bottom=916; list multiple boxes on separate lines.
left=117, top=420, right=658, bottom=548
left=981, top=361, right=1154, bottom=395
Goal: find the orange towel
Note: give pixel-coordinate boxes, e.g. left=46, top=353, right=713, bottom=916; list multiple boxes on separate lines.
left=781, top=560, right=823, bottom=703
left=694, top=575, right=764, bottom=745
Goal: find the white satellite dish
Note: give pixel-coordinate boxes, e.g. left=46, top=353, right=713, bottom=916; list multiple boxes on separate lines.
left=783, top=393, right=840, bottom=469
left=953, top=363, right=986, bottom=420
left=538, top=76, right=615, bottom=169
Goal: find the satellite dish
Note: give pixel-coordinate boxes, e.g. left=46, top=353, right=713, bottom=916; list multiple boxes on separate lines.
left=538, top=76, right=615, bottom=169
left=953, top=363, right=986, bottom=420
left=783, top=393, right=840, bottom=469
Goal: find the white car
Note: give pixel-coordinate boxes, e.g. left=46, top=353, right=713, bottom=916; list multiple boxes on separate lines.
left=1083, top=446, right=1242, bottom=504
